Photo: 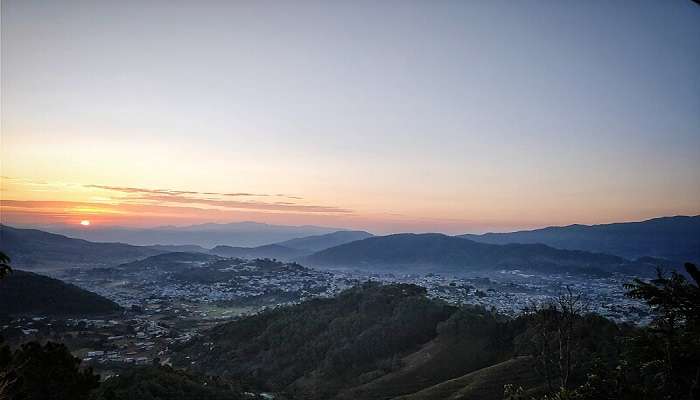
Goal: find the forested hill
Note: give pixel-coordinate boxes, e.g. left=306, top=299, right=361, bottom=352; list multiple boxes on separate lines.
left=460, top=215, right=700, bottom=263
left=302, top=233, right=630, bottom=274
left=173, top=282, right=624, bottom=400
left=0, top=270, right=121, bottom=315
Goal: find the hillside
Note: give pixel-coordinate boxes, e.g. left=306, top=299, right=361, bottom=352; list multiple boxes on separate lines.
left=146, top=244, right=211, bottom=253
left=0, top=225, right=162, bottom=270
left=391, top=357, right=540, bottom=400
left=0, top=270, right=121, bottom=315
left=175, top=283, right=457, bottom=399
left=302, top=233, right=630, bottom=275
left=92, top=365, right=249, bottom=400
left=116, top=251, right=221, bottom=271
left=460, top=215, right=700, bottom=263
left=209, top=244, right=307, bottom=261
left=174, top=283, right=622, bottom=400
left=208, top=231, right=373, bottom=260
left=276, top=230, right=374, bottom=252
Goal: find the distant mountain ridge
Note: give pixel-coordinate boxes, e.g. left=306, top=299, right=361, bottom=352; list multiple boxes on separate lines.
left=276, top=230, right=374, bottom=252
left=0, top=224, right=374, bottom=270
left=302, top=233, right=635, bottom=275
left=0, top=224, right=162, bottom=271
left=0, top=270, right=121, bottom=315
left=209, top=230, right=375, bottom=260
left=459, top=215, right=700, bottom=263
left=42, top=221, right=345, bottom=247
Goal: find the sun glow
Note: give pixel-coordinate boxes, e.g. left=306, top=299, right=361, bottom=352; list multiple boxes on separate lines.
left=80, top=220, right=91, bottom=226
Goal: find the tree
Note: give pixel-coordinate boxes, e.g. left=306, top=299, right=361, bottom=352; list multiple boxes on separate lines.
left=0, top=252, right=12, bottom=400
left=554, top=287, right=589, bottom=390
left=623, top=263, right=700, bottom=400
left=518, top=288, right=590, bottom=393
left=0, top=252, right=11, bottom=280
left=0, top=341, right=100, bottom=400
left=521, top=301, right=559, bottom=392
left=515, top=263, right=700, bottom=400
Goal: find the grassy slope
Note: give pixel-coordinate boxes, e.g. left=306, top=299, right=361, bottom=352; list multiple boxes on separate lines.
left=333, top=334, right=500, bottom=400
left=392, top=356, right=541, bottom=400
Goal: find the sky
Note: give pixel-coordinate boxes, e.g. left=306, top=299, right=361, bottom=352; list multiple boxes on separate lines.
left=1, top=0, right=699, bottom=234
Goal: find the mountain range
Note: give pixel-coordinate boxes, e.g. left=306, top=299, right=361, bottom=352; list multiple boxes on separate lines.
left=0, top=225, right=372, bottom=270
left=0, top=224, right=162, bottom=271
left=302, top=233, right=635, bottom=275
left=210, top=230, right=373, bottom=260
left=1, top=216, right=696, bottom=275
left=40, top=221, right=348, bottom=248
left=460, top=215, right=700, bottom=263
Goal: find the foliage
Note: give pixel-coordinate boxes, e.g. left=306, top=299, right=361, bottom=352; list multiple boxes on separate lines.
left=513, top=289, right=622, bottom=393
left=175, top=283, right=456, bottom=398
left=619, top=262, right=700, bottom=399
left=0, top=340, right=100, bottom=400
left=507, top=263, right=700, bottom=400
left=0, top=270, right=121, bottom=316
left=0, top=252, right=11, bottom=281
left=91, top=365, right=250, bottom=400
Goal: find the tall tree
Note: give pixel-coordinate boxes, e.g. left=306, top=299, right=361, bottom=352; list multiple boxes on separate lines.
left=0, top=341, right=100, bottom=400
left=624, top=263, right=700, bottom=399
left=0, top=252, right=11, bottom=280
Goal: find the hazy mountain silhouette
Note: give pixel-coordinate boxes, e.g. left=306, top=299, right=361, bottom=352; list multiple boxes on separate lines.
left=275, top=230, right=374, bottom=252
left=146, top=244, right=211, bottom=253
left=459, top=215, right=700, bottom=263
left=45, top=221, right=344, bottom=247
left=208, top=231, right=374, bottom=260
left=0, top=224, right=162, bottom=271
left=302, top=233, right=633, bottom=275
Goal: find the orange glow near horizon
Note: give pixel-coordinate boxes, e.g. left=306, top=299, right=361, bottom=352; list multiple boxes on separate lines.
left=1, top=176, right=698, bottom=234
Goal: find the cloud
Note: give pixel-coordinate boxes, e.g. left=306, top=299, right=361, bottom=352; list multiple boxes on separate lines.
left=84, top=184, right=199, bottom=196
left=223, top=192, right=269, bottom=197
left=85, top=184, right=296, bottom=199
left=80, top=183, right=351, bottom=214
left=0, top=199, right=355, bottom=229
left=132, top=194, right=352, bottom=214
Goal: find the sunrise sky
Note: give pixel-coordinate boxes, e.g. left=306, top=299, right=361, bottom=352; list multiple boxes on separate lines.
left=1, top=1, right=699, bottom=234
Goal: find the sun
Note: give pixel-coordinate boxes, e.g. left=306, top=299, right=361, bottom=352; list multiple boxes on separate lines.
left=80, top=220, right=91, bottom=226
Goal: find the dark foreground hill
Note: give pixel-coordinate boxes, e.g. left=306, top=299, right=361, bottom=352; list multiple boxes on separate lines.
left=92, top=365, right=250, bottom=400
left=0, top=270, right=121, bottom=315
left=0, top=224, right=162, bottom=270
left=302, top=233, right=631, bottom=275
left=174, top=283, right=623, bottom=400
left=460, top=215, right=700, bottom=263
